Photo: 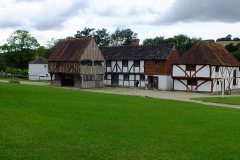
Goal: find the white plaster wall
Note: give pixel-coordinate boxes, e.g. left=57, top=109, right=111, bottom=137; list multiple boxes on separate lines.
left=107, top=67, right=111, bottom=72
left=111, top=61, right=116, bottom=72
left=196, top=65, right=210, bottom=77
left=29, top=64, right=51, bottom=80
left=135, top=67, right=140, bottom=73
left=140, top=60, right=144, bottom=73
left=129, top=61, right=134, bottom=73
left=119, top=74, right=123, bottom=80
left=129, top=81, right=134, bottom=86
left=158, top=75, right=173, bottom=90
left=123, top=67, right=128, bottom=73
left=174, top=79, right=187, bottom=91
left=130, top=75, right=134, bottom=80
left=197, top=81, right=211, bottom=92
left=173, top=65, right=185, bottom=77
left=140, top=81, right=145, bottom=87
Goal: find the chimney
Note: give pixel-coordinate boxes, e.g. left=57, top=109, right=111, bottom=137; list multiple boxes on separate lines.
left=132, top=39, right=140, bottom=46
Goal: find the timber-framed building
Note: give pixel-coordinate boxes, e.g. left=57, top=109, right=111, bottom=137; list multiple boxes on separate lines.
left=100, top=41, right=180, bottom=90
left=172, top=41, right=240, bottom=92
left=48, top=38, right=105, bottom=88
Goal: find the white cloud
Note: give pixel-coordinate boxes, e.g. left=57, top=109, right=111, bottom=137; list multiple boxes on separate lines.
left=0, top=0, right=240, bottom=46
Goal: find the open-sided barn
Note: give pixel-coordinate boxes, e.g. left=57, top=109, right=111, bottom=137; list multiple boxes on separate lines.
left=48, top=38, right=105, bottom=88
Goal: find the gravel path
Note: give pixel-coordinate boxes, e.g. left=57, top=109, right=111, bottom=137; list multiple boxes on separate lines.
left=83, top=87, right=240, bottom=110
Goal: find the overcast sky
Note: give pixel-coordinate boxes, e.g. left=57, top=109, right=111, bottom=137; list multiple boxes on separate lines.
left=0, top=0, right=240, bottom=46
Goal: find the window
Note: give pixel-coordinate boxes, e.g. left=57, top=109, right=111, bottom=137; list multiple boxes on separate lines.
left=186, top=65, right=196, bottom=71
left=140, top=75, right=145, bottom=81
left=123, top=74, right=129, bottom=81
left=217, top=81, right=220, bottom=85
left=106, top=61, right=111, bottom=67
left=216, top=66, right=219, bottom=72
left=155, top=60, right=161, bottom=65
left=94, top=61, right=102, bottom=66
left=122, top=60, right=128, bottom=67
left=134, top=60, right=140, bottom=67
left=85, top=75, right=95, bottom=81
left=81, top=60, right=92, bottom=66
left=233, top=70, right=237, bottom=85
left=187, top=79, right=197, bottom=86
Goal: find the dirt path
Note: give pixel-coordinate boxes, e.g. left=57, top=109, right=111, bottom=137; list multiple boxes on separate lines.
left=0, top=80, right=50, bottom=86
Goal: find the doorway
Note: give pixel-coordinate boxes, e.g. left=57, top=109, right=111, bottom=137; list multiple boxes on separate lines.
left=61, top=74, right=74, bottom=86
left=111, top=74, right=119, bottom=86
left=148, top=76, right=158, bottom=89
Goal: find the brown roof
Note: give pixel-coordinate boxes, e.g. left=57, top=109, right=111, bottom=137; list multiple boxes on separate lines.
left=175, top=41, right=240, bottom=66
left=48, top=38, right=92, bottom=62
left=30, top=56, right=47, bottom=64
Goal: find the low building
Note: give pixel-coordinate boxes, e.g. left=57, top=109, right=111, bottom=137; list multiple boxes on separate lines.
left=100, top=41, right=180, bottom=90
left=48, top=38, right=105, bottom=88
left=172, top=41, right=240, bottom=92
left=29, top=56, right=51, bottom=80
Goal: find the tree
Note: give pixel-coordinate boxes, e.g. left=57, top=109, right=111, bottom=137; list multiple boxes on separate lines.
left=110, top=28, right=138, bottom=46
left=143, top=34, right=200, bottom=54
left=172, top=34, right=199, bottom=54
left=74, top=27, right=95, bottom=38
left=143, top=36, right=166, bottom=45
left=216, top=34, right=233, bottom=41
left=1, top=30, right=40, bottom=69
left=93, top=28, right=111, bottom=46
left=233, top=37, right=240, bottom=41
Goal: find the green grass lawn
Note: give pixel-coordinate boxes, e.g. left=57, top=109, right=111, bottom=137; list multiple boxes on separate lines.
left=0, top=83, right=240, bottom=160
left=194, top=96, right=240, bottom=105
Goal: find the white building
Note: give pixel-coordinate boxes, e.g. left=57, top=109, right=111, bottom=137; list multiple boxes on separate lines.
left=100, top=41, right=180, bottom=90
left=172, top=41, right=240, bottom=93
left=29, top=56, right=51, bottom=80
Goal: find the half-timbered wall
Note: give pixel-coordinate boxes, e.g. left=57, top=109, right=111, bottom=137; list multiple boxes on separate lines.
left=106, top=60, right=144, bottom=73
left=173, top=64, right=240, bottom=92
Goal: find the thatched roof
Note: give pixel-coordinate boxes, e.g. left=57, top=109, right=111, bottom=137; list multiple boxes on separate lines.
left=100, top=44, right=175, bottom=60
left=175, top=41, right=240, bottom=66
left=48, top=38, right=92, bottom=62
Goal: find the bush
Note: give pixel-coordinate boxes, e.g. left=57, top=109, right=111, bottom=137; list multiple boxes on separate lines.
left=5, top=68, right=28, bottom=76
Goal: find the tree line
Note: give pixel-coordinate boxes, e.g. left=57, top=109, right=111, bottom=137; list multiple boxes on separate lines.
left=0, top=28, right=239, bottom=75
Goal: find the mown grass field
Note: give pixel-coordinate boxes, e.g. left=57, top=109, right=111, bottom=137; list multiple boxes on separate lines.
left=0, top=83, right=240, bottom=160
left=194, top=96, right=240, bottom=105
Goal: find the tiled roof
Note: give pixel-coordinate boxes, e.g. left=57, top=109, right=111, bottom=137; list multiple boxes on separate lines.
left=175, top=41, right=240, bottom=66
left=30, top=56, right=47, bottom=64
left=48, top=38, right=92, bottom=62
left=100, top=44, right=175, bottom=60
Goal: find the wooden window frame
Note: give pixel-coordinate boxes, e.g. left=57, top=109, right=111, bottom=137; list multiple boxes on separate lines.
left=155, top=60, right=161, bottom=65
left=106, top=60, right=111, bottom=67
left=134, top=60, right=140, bottom=67
left=122, top=60, right=128, bottom=67
left=140, top=75, right=145, bottom=81
left=123, top=74, right=129, bottom=81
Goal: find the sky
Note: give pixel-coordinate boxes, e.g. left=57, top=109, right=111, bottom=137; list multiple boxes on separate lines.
left=0, top=0, right=240, bottom=46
